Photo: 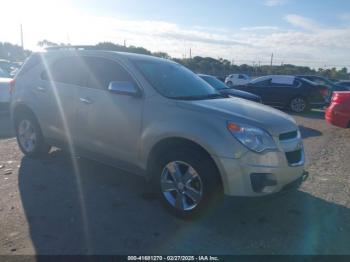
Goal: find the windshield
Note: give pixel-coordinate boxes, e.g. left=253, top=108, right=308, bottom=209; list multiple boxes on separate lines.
left=300, top=78, right=317, bottom=86
left=134, top=60, right=220, bottom=100
left=250, top=76, right=270, bottom=84
left=200, top=75, right=228, bottom=90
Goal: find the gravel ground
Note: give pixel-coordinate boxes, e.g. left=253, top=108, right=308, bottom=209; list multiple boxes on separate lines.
left=0, top=110, right=349, bottom=255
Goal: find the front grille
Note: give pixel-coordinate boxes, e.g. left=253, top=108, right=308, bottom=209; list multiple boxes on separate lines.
left=286, top=150, right=302, bottom=165
left=279, top=130, right=298, bottom=141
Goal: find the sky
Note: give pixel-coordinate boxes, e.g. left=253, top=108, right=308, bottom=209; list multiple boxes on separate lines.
left=1, top=0, right=350, bottom=68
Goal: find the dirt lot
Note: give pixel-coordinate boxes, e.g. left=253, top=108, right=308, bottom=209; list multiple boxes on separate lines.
left=0, top=110, right=349, bottom=255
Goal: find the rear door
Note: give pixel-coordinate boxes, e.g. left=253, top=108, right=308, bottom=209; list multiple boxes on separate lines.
left=267, top=80, right=301, bottom=106
left=38, top=56, right=84, bottom=145
left=75, top=56, right=144, bottom=166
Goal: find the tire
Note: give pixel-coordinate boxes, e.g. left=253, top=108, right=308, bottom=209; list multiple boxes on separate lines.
left=289, top=96, right=309, bottom=113
left=154, top=148, right=223, bottom=219
left=15, top=112, right=51, bottom=157
left=226, top=81, right=233, bottom=87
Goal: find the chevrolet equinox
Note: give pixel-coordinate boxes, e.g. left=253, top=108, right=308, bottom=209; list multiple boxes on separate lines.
left=11, top=49, right=306, bottom=218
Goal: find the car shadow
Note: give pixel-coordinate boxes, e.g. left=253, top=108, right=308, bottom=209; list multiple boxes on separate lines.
left=18, top=150, right=350, bottom=255
left=0, top=114, right=14, bottom=139
left=299, top=125, right=323, bottom=139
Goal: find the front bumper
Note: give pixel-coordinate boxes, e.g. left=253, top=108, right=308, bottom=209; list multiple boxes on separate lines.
left=214, top=146, right=305, bottom=197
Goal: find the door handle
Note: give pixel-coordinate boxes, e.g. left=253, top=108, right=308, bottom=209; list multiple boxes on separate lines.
left=79, top=97, right=92, bottom=104
left=36, top=86, right=46, bottom=92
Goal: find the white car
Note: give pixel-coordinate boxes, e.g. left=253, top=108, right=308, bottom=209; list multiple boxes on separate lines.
left=225, top=74, right=250, bottom=87
left=0, top=68, right=12, bottom=111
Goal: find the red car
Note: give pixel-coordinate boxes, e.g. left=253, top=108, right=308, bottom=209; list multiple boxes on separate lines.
left=325, top=91, right=350, bottom=128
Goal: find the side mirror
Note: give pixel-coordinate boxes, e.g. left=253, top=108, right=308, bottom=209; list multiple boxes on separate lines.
left=108, top=81, right=141, bottom=97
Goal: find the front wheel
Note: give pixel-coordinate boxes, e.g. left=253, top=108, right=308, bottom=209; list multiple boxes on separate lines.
left=226, top=81, right=233, bottom=87
left=15, top=113, right=51, bottom=157
left=156, top=149, right=223, bottom=219
left=289, top=97, right=309, bottom=113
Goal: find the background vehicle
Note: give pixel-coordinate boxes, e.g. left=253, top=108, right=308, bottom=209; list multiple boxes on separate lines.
left=0, top=59, right=22, bottom=77
left=335, top=81, right=350, bottom=89
left=0, top=68, right=12, bottom=111
left=225, top=74, right=250, bottom=87
left=297, top=75, right=349, bottom=94
left=11, top=49, right=305, bottom=218
left=325, top=91, right=350, bottom=128
left=234, top=75, right=328, bottom=113
left=198, top=74, right=262, bottom=103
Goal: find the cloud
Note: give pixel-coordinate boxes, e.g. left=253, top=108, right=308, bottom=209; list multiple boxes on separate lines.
left=284, top=14, right=320, bottom=31
left=159, top=32, right=252, bottom=47
left=264, top=0, right=286, bottom=7
left=338, top=13, right=350, bottom=22
left=240, top=26, right=281, bottom=31
left=0, top=1, right=349, bottom=69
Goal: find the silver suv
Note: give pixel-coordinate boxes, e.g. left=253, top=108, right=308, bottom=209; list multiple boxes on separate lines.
left=11, top=49, right=306, bottom=218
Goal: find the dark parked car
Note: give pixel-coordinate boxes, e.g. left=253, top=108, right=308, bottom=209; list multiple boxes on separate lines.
left=234, top=75, right=328, bottom=113
left=335, top=81, right=350, bottom=89
left=297, top=75, right=349, bottom=92
left=198, top=74, right=262, bottom=103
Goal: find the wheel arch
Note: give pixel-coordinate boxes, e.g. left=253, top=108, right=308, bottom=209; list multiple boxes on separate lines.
left=146, top=137, right=223, bottom=186
left=12, top=103, right=38, bottom=126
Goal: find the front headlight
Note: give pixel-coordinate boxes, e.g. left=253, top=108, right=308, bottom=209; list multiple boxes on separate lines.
left=227, top=122, right=277, bottom=153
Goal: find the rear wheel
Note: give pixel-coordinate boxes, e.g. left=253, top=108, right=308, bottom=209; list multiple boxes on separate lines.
left=155, top=148, right=223, bottom=219
left=15, top=113, right=51, bottom=157
left=289, top=96, right=309, bottom=113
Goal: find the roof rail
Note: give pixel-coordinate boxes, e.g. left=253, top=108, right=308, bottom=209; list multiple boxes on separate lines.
left=45, top=45, right=97, bottom=51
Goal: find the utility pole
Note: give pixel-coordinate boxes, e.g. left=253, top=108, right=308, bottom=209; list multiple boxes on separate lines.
left=20, top=24, right=24, bottom=51
left=189, top=48, right=192, bottom=59
left=270, top=53, right=274, bottom=67
left=270, top=53, right=274, bottom=74
left=124, top=39, right=126, bottom=47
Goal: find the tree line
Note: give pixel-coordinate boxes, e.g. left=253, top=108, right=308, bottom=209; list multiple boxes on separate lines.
left=0, top=41, right=348, bottom=80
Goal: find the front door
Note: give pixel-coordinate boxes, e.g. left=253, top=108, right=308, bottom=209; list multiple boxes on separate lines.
left=75, top=56, right=144, bottom=166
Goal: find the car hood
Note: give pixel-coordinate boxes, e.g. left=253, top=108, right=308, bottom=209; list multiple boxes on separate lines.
left=219, top=88, right=260, bottom=100
left=0, top=77, right=12, bottom=84
left=177, top=98, right=297, bottom=136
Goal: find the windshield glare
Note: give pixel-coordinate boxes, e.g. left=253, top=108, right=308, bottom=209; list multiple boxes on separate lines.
left=250, top=76, right=270, bottom=84
left=200, top=75, right=228, bottom=90
left=134, top=60, right=220, bottom=99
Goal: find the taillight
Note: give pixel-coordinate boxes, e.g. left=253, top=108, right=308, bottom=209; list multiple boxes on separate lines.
left=332, top=92, right=350, bottom=104
left=9, top=79, right=15, bottom=95
left=319, top=87, right=328, bottom=97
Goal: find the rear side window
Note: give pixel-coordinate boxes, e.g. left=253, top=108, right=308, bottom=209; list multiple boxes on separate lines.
left=41, top=56, right=89, bottom=87
left=83, top=57, right=134, bottom=90
left=17, top=54, right=42, bottom=77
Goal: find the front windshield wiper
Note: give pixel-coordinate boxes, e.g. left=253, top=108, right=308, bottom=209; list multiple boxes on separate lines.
left=175, top=93, right=226, bottom=100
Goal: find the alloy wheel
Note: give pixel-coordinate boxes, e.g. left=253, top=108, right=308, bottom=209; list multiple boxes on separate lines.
left=160, top=161, right=203, bottom=211
left=18, top=119, right=37, bottom=153
left=291, top=97, right=306, bottom=113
